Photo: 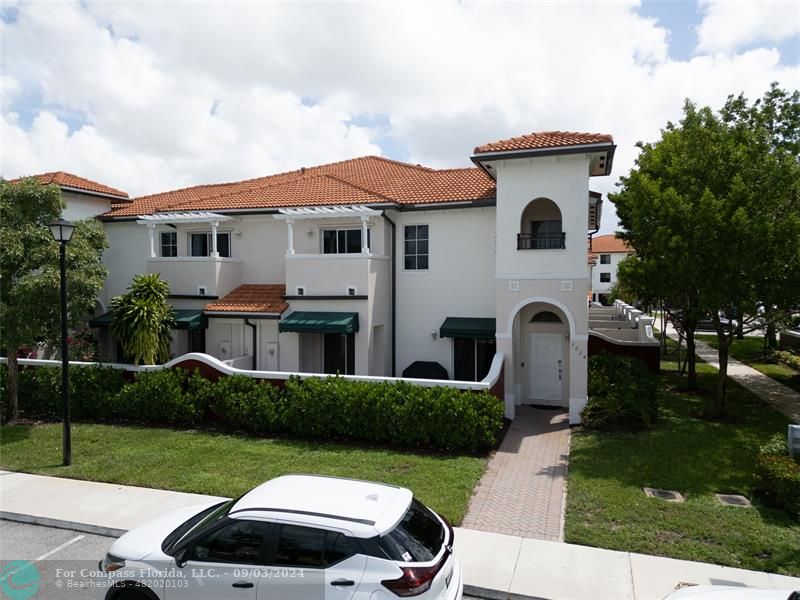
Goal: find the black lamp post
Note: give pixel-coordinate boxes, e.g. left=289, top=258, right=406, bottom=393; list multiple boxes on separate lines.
left=49, top=218, right=76, bottom=467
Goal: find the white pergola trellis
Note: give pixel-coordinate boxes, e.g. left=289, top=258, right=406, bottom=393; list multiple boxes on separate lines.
left=273, top=205, right=382, bottom=255
left=137, top=212, right=234, bottom=258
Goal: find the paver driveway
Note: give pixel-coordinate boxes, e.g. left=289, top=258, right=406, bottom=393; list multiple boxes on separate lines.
left=461, top=405, right=570, bottom=541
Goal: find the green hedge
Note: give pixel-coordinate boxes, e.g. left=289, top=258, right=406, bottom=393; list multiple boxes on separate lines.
left=582, top=352, right=658, bottom=430
left=754, top=433, right=800, bottom=519
left=1, top=365, right=503, bottom=452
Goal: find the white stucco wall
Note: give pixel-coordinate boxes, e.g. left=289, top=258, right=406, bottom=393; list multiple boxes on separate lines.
left=100, top=221, right=151, bottom=305
left=61, top=190, right=119, bottom=221
left=591, top=251, right=630, bottom=298
left=391, top=206, right=496, bottom=378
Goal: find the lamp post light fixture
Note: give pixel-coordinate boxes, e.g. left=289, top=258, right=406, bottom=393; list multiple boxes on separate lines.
left=49, top=218, right=76, bottom=466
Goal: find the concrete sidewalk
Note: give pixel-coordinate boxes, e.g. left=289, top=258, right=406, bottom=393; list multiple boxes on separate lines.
left=666, top=326, right=800, bottom=423
left=2, top=471, right=799, bottom=599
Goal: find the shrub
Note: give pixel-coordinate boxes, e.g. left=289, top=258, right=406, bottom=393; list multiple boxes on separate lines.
left=582, top=352, right=658, bottom=430
left=110, top=369, right=198, bottom=425
left=283, top=376, right=503, bottom=452
left=204, top=375, right=283, bottom=432
left=0, top=364, right=125, bottom=420
left=754, top=435, right=800, bottom=519
left=774, top=350, right=800, bottom=371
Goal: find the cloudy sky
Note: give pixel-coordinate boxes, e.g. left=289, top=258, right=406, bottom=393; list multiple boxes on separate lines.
left=1, top=0, right=798, bottom=232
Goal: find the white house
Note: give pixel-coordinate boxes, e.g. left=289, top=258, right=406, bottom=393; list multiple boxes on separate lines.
left=589, top=234, right=633, bottom=304
left=74, top=130, right=615, bottom=422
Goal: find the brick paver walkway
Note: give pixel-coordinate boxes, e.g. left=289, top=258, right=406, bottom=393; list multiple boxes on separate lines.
left=461, top=405, right=570, bottom=541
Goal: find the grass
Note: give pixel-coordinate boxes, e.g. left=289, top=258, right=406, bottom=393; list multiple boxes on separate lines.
left=0, top=423, right=487, bottom=525
left=696, top=334, right=800, bottom=394
left=565, top=352, right=800, bottom=576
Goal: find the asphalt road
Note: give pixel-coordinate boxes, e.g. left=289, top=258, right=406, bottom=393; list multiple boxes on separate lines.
left=1, top=520, right=116, bottom=599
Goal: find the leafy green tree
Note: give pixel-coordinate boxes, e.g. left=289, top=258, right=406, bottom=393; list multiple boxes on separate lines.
left=110, top=273, right=176, bottom=365
left=612, top=84, right=800, bottom=416
left=0, top=178, right=108, bottom=423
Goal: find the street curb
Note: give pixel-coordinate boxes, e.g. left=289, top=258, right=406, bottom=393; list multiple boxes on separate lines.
left=0, top=511, right=126, bottom=538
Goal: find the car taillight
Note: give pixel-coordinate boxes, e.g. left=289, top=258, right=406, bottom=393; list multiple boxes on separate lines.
left=382, top=564, right=443, bottom=597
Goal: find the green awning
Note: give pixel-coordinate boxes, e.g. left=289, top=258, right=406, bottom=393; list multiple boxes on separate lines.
left=439, top=317, right=496, bottom=339
left=174, top=310, right=207, bottom=331
left=88, top=310, right=206, bottom=331
left=279, top=311, right=359, bottom=334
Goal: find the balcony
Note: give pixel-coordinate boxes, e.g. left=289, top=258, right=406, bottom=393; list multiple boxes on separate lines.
left=517, top=232, right=566, bottom=250
left=146, top=256, right=242, bottom=298
left=285, top=253, right=388, bottom=297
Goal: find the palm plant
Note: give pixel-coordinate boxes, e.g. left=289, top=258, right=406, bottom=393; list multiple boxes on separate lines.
left=110, top=273, right=177, bottom=365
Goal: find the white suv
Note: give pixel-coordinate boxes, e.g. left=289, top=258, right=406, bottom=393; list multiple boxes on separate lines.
left=99, top=474, right=462, bottom=600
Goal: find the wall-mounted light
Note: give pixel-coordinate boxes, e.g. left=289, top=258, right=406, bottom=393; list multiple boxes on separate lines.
left=306, top=228, right=314, bottom=237
left=431, top=331, right=438, bottom=340
left=234, top=230, right=242, bottom=238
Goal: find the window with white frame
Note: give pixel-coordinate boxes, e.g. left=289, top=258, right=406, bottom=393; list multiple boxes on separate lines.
left=600, top=254, right=611, bottom=264
left=404, top=224, right=428, bottom=270
left=321, top=228, right=369, bottom=254
left=600, top=272, right=611, bottom=283
left=189, top=232, right=231, bottom=257
left=160, top=231, right=177, bottom=257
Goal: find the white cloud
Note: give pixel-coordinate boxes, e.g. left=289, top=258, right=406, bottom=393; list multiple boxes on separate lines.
left=696, top=0, right=800, bottom=54
left=1, top=0, right=797, bottom=234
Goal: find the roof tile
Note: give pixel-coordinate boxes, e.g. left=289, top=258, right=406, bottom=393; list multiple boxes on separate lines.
left=12, top=171, right=129, bottom=199
left=204, top=284, right=288, bottom=314
left=590, top=234, right=633, bottom=254
left=474, top=131, right=613, bottom=155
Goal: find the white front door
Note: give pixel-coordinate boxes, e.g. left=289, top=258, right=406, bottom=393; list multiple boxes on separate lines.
left=528, top=333, right=564, bottom=405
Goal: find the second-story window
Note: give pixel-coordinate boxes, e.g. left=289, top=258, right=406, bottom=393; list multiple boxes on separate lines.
left=321, top=228, right=369, bottom=254
left=404, top=224, right=428, bottom=270
left=600, top=254, right=611, bottom=264
left=529, top=219, right=564, bottom=249
left=190, top=232, right=231, bottom=257
left=600, top=272, right=611, bottom=283
left=160, top=231, right=177, bottom=257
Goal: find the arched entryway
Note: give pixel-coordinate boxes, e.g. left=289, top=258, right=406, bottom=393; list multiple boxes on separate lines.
left=514, top=303, right=570, bottom=407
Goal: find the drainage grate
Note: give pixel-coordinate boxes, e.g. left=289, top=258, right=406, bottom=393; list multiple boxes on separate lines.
left=643, top=487, right=685, bottom=503
left=715, top=493, right=752, bottom=507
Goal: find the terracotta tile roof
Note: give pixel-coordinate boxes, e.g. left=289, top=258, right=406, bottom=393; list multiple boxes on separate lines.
left=11, top=171, right=129, bottom=199
left=204, top=284, right=288, bottom=314
left=474, top=131, right=614, bottom=155
left=103, top=156, right=495, bottom=218
left=590, top=234, right=633, bottom=254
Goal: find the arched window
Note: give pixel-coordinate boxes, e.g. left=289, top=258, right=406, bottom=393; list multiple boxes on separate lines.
left=530, top=311, right=563, bottom=323
left=518, top=198, right=564, bottom=249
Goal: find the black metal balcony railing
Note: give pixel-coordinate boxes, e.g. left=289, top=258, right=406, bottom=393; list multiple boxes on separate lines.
left=517, top=232, right=566, bottom=250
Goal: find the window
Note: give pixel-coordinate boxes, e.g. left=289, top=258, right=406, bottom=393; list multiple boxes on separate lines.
left=404, top=225, right=428, bottom=270
left=322, top=228, right=369, bottom=254
left=273, top=525, right=358, bottom=568
left=160, top=231, right=177, bottom=257
left=380, top=499, right=445, bottom=563
left=191, top=519, right=269, bottom=564
left=323, top=332, right=355, bottom=375
left=522, top=219, right=564, bottom=249
left=530, top=311, right=562, bottom=323
left=454, top=338, right=496, bottom=382
left=600, top=254, right=611, bottom=265
left=600, top=272, right=611, bottom=283
left=189, top=232, right=231, bottom=257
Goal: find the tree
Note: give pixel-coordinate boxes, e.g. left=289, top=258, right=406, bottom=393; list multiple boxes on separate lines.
left=110, top=273, right=176, bottom=365
left=0, top=178, right=108, bottom=423
left=612, top=84, right=800, bottom=417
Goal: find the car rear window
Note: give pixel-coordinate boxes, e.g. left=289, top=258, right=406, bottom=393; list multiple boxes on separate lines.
left=379, top=499, right=445, bottom=563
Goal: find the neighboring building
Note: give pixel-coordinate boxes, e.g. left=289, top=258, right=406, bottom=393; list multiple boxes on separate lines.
left=12, top=171, right=130, bottom=221
left=82, top=130, right=613, bottom=422
left=589, top=234, right=632, bottom=304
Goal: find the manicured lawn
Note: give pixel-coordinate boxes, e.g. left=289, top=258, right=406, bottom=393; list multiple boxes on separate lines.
left=565, top=355, right=800, bottom=576
left=0, top=423, right=487, bottom=525
left=697, top=334, right=800, bottom=394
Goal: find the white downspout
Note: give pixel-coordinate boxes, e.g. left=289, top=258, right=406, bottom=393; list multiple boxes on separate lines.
left=286, top=219, right=295, bottom=255
left=147, top=224, right=156, bottom=258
